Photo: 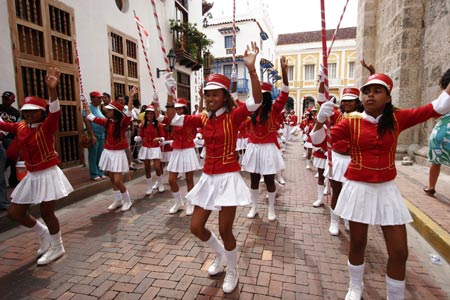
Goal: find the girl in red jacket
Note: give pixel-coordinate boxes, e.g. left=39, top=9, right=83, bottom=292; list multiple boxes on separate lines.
left=134, top=105, right=165, bottom=196
left=85, top=87, right=137, bottom=212
left=0, top=67, right=73, bottom=265
left=315, top=72, right=450, bottom=300
left=165, top=42, right=262, bottom=294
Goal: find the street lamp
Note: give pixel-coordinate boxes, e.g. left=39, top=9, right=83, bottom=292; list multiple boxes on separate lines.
left=157, top=49, right=176, bottom=78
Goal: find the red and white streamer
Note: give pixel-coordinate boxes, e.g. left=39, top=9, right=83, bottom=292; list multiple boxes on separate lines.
left=327, top=0, right=350, bottom=56
left=74, top=39, right=84, bottom=97
left=134, top=12, right=156, bottom=92
left=150, top=0, right=171, bottom=72
left=232, top=0, right=236, bottom=73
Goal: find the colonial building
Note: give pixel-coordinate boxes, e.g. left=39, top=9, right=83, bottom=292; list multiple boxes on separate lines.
left=275, top=27, right=357, bottom=114
left=0, top=0, right=206, bottom=168
left=201, top=0, right=277, bottom=100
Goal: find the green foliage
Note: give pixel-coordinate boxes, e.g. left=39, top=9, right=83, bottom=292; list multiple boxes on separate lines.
left=169, top=19, right=214, bottom=63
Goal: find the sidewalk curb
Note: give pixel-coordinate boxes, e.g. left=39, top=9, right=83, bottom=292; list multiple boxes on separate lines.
left=405, top=198, right=450, bottom=264
left=0, top=169, right=145, bottom=234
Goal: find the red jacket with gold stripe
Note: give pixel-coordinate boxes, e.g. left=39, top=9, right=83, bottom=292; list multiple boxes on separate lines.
left=93, top=116, right=131, bottom=150
left=332, top=104, right=440, bottom=183
left=162, top=115, right=196, bottom=149
left=181, top=105, right=252, bottom=174
left=0, top=108, right=61, bottom=172
left=139, top=122, right=165, bottom=148
left=248, top=90, right=289, bottom=144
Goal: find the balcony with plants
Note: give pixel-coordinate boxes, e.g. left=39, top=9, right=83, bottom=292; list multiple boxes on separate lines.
left=169, top=20, right=213, bottom=71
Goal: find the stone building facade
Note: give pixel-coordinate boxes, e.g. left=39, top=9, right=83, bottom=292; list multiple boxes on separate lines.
left=356, top=0, right=450, bottom=161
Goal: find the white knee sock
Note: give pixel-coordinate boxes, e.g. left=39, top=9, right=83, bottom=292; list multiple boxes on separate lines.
left=250, top=188, right=259, bottom=207
left=114, top=190, right=121, bottom=202
left=121, top=191, right=130, bottom=202
left=268, top=192, right=276, bottom=209
left=386, top=275, right=405, bottom=300
left=224, top=247, right=238, bottom=269
left=204, top=232, right=225, bottom=255
left=31, top=220, right=48, bottom=236
left=146, top=178, right=153, bottom=188
left=172, top=191, right=183, bottom=205
left=348, top=261, right=365, bottom=288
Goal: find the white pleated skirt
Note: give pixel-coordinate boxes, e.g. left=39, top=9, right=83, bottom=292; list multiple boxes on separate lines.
left=313, top=156, right=327, bottom=169
left=241, top=143, right=285, bottom=174
left=236, top=137, right=248, bottom=151
left=99, top=149, right=129, bottom=173
left=167, top=148, right=200, bottom=173
left=328, top=151, right=351, bottom=182
left=138, top=146, right=162, bottom=160
left=11, top=166, right=74, bottom=204
left=334, top=180, right=413, bottom=226
left=186, top=171, right=251, bottom=211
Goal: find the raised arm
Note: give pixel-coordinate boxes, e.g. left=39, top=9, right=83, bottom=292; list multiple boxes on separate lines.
left=128, top=87, right=139, bottom=113
left=360, top=59, right=376, bottom=75
left=243, top=41, right=262, bottom=104
left=198, top=84, right=204, bottom=113
left=280, top=56, right=288, bottom=87
left=45, top=67, right=60, bottom=102
left=164, top=73, right=177, bottom=123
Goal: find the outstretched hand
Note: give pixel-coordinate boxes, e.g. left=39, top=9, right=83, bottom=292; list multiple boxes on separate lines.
left=45, top=67, right=60, bottom=89
left=129, top=86, right=139, bottom=98
left=243, top=41, right=259, bottom=69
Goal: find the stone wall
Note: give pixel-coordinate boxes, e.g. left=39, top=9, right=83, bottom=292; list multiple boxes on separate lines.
left=356, top=0, right=450, bottom=158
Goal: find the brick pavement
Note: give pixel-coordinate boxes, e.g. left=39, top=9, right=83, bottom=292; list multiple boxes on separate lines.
left=0, top=139, right=449, bottom=299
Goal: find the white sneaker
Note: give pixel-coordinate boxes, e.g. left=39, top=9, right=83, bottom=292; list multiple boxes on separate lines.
left=169, top=202, right=183, bottom=214
left=208, top=253, right=226, bottom=275
left=107, top=201, right=122, bottom=210
left=306, top=164, right=311, bottom=170
left=246, top=206, right=258, bottom=219
left=37, top=230, right=51, bottom=256
left=152, top=183, right=158, bottom=190
left=259, top=177, right=264, bottom=183
left=329, top=221, right=339, bottom=236
left=222, top=268, right=239, bottom=293
left=345, top=284, right=363, bottom=300
left=145, top=187, right=153, bottom=196
left=312, top=198, right=324, bottom=207
left=37, top=244, right=65, bottom=265
left=158, top=183, right=165, bottom=193
left=314, top=172, right=319, bottom=178
left=185, top=202, right=194, bottom=216
left=276, top=176, right=286, bottom=185
left=344, top=219, right=350, bottom=231
left=268, top=206, right=277, bottom=221
left=121, top=200, right=132, bottom=211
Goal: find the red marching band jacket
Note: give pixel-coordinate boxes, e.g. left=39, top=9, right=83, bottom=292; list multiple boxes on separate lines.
left=138, top=122, right=165, bottom=148
left=163, top=115, right=195, bottom=149
left=92, top=115, right=131, bottom=150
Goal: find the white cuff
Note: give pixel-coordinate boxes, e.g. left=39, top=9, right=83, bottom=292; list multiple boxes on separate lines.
left=86, top=113, right=96, bottom=121
left=124, top=110, right=132, bottom=117
left=171, top=114, right=185, bottom=126
left=156, top=115, right=165, bottom=122
left=160, top=137, right=165, bottom=142
left=281, top=84, right=289, bottom=93
left=432, top=91, right=450, bottom=115
left=246, top=96, right=261, bottom=112
left=310, top=127, right=326, bottom=145
left=49, top=99, right=60, bottom=113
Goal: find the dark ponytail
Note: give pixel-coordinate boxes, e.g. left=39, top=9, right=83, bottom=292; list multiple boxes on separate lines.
left=440, top=68, right=450, bottom=90
left=251, top=92, right=272, bottom=125
left=377, top=101, right=396, bottom=136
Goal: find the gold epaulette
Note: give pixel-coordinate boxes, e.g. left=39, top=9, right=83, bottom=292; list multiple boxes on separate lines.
left=344, top=112, right=364, bottom=119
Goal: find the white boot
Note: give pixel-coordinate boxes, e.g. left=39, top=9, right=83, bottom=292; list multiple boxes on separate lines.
left=204, top=232, right=226, bottom=275
left=31, top=221, right=51, bottom=256
left=345, top=261, right=364, bottom=300
left=223, top=248, right=239, bottom=293
left=276, top=172, right=286, bottom=185
left=157, top=176, right=165, bottom=193
left=121, top=191, right=132, bottom=211
left=152, top=182, right=158, bottom=190
left=108, top=190, right=122, bottom=210
left=145, top=178, right=153, bottom=195
left=185, top=200, right=194, bottom=216
left=169, top=191, right=184, bottom=214
left=37, top=231, right=65, bottom=265
left=323, top=179, right=330, bottom=194
left=247, top=188, right=259, bottom=218
left=306, top=159, right=311, bottom=170
left=313, top=185, right=325, bottom=207
left=386, top=275, right=405, bottom=300
left=267, top=192, right=277, bottom=221
left=329, top=208, right=340, bottom=236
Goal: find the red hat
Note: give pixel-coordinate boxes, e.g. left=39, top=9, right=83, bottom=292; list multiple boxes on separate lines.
left=21, top=96, right=47, bottom=111
left=261, top=82, right=273, bottom=93
left=341, top=87, right=360, bottom=101
left=104, top=100, right=125, bottom=114
left=204, top=74, right=231, bottom=91
left=361, top=73, right=393, bottom=92
left=175, top=98, right=189, bottom=108
left=89, top=91, right=102, bottom=98
left=146, top=105, right=155, bottom=112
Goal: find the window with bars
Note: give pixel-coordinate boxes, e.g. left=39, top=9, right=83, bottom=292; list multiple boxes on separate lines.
left=108, top=28, right=139, bottom=100
left=10, top=0, right=84, bottom=168
left=304, top=64, right=315, bottom=81
left=223, top=64, right=233, bottom=79
left=348, top=61, right=355, bottom=79
left=329, top=63, right=337, bottom=79
left=224, top=36, right=233, bottom=49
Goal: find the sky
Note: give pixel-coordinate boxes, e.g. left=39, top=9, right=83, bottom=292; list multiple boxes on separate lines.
left=208, top=0, right=359, bottom=35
